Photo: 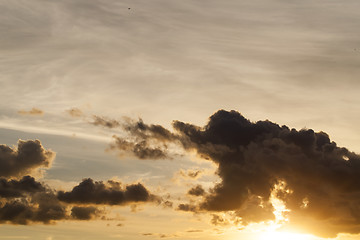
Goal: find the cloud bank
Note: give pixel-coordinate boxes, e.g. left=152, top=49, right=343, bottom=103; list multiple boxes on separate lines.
left=116, top=109, right=360, bottom=238
left=0, top=140, right=158, bottom=225
left=57, top=178, right=158, bottom=205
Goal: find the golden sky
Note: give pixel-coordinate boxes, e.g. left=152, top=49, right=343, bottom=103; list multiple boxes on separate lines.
left=1, top=1, right=360, bottom=239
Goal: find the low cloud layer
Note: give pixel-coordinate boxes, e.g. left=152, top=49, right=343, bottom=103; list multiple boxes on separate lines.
left=0, top=140, right=55, bottom=178
left=58, top=178, right=157, bottom=205
left=0, top=139, right=159, bottom=225
left=117, top=110, right=360, bottom=237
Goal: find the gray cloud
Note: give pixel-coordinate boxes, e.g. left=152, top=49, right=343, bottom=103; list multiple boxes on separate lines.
left=57, top=178, right=158, bottom=205
left=0, top=191, right=66, bottom=225
left=110, top=136, right=168, bottom=160
left=119, top=110, right=360, bottom=237
left=0, top=176, right=45, bottom=198
left=0, top=140, right=55, bottom=178
left=90, top=115, right=121, bottom=128
left=71, top=206, right=99, bottom=220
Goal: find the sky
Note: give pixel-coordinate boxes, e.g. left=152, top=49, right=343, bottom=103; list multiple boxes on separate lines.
left=1, top=0, right=360, bottom=239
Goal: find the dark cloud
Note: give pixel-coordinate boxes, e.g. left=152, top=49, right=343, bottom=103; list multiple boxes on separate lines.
left=17, top=108, right=44, bottom=116
left=118, top=109, right=360, bottom=237
left=176, top=203, right=197, bottom=212
left=90, top=115, right=120, bottom=128
left=66, top=108, right=83, bottom=118
left=187, top=185, right=205, bottom=197
left=71, top=206, right=99, bottom=220
left=58, top=178, right=158, bottom=205
left=0, top=176, right=45, bottom=198
left=175, top=110, right=360, bottom=237
left=107, top=118, right=178, bottom=160
left=110, top=136, right=168, bottom=160
left=0, top=140, right=55, bottom=178
left=0, top=191, right=66, bottom=225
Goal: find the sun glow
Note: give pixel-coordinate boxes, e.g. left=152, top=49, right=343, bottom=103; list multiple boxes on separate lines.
left=259, top=230, right=312, bottom=240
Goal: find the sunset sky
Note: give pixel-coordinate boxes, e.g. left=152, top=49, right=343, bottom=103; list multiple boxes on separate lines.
left=1, top=1, right=360, bottom=240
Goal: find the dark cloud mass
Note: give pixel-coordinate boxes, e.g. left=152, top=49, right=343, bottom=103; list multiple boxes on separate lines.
left=0, top=140, right=55, bottom=178
left=0, top=176, right=45, bottom=198
left=0, top=191, right=67, bottom=225
left=58, top=178, right=157, bottom=205
left=119, top=110, right=360, bottom=237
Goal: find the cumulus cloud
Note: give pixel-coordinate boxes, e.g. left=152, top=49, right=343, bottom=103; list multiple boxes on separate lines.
left=117, top=109, right=360, bottom=237
left=0, top=176, right=157, bottom=225
left=57, top=178, right=158, bottom=205
left=0, top=189, right=66, bottom=225
left=0, top=176, right=45, bottom=198
left=0, top=140, right=55, bottom=178
left=17, top=108, right=44, bottom=116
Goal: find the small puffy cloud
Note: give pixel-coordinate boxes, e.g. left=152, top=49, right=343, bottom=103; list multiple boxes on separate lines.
left=0, top=140, right=55, bottom=178
left=17, top=108, right=44, bottom=116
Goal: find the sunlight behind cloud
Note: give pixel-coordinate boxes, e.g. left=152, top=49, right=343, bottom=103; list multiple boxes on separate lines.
left=259, top=230, right=312, bottom=240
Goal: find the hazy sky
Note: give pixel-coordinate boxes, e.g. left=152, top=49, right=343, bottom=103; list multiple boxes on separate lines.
left=1, top=0, right=360, bottom=239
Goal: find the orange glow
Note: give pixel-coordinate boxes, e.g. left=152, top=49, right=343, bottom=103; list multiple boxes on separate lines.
left=259, top=230, right=313, bottom=240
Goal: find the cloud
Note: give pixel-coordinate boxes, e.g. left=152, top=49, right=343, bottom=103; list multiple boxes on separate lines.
left=0, top=176, right=158, bottom=225
left=0, top=176, right=45, bottom=198
left=186, top=229, right=203, bottom=233
left=70, top=206, right=99, bottom=220
left=117, top=109, right=360, bottom=237
left=107, top=118, right=178, bottom=160
left=0, top=191, right=66, bottom=225
left=109, top=136, right=168, bottom=160
left=66, top=108, right=83, bottom=118
left=57, top=178, right=158, bottom=205
left=176, top=203, right=197, bottom=212
left=0, top=140, right=55, bottom=178
left=17, top=108, right=44, bottom=116
left=178, top=169, right=203, bottom=179
left=187, top=185, right=205, bottom=197
left=210, top=214, right=229, bottom=226
left=90, top=115, right=120, bottom=128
